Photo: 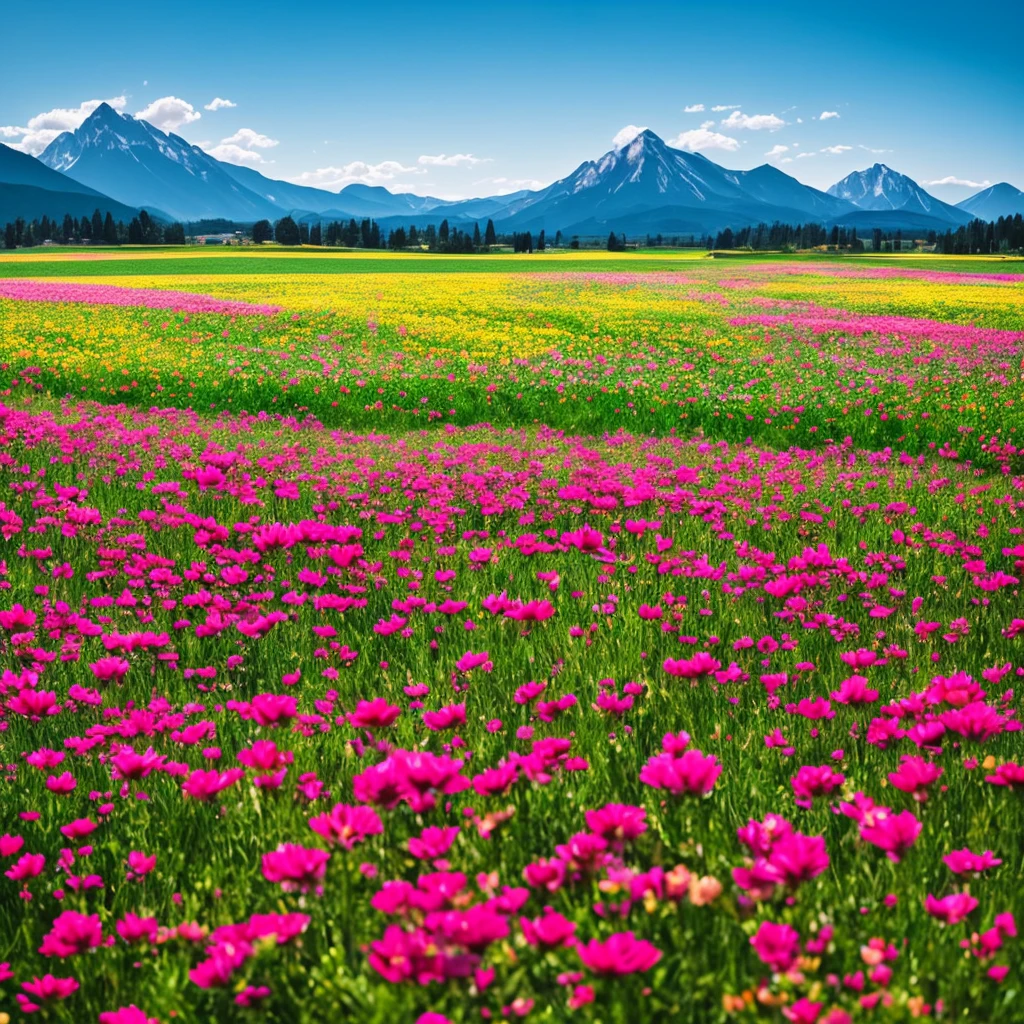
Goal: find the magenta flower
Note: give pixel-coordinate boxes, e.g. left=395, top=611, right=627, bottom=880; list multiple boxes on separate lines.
left=308, top=804, right=383, bottom=850
left=640, top=748, right=721, bottom=796
left=924, top=892, right=979, bottom=924
left=576, top=931, right=661, bottom=974
left=408, top=826, right=460, bottom=860
left=860, top=809, right=922, bottom=862
left=584, top=803, right=647, bottom=844
left=261, top=843, right=330, bottom=892
left=790, top=765, right=845, bottom=808
left=181, top=768, right=245, bottom=801
left=944, top=848, right=1002, bottom=874
left=38, top=911, right=103, bottom=957
left=116, top=912, right=159, bottom=944
left=98, top=1007, right=161, bottom=1024
left=346, top=698, right=401, bottom=730
left=750, top=920, right=801, bottom=972
left=90, top=656, right=130, bottom=683
left=17, top=974, right=80, bottom=1013
left=520, top=911, right=577, bottom=948
left=888, top=756, right=943, bottom=801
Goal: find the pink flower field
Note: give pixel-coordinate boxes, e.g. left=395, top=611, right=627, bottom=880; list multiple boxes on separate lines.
left=0, top=254, right=1023, bottom=1023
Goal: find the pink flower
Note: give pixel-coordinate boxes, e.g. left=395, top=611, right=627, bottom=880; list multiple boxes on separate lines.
left=308, top=804, right=383, bottom=850
left=663, top=652, right=721, bottom=678
left=45, top=772, right=77, bottom=794
left=888, top=756, right=943, bottom=801
left=751, top=920, right=800, bottom=972
left=39, top=911, right=103, bottom=957
left=584, top=803, right=647, bottom=844
left=127, top=851, right=157, bottom=877
left=346, top=698, right=401, bottom=730
left=116, top=912, right=159, bottom=944
left=90, top=656, right=130, bottom=683
left=943, top=848, right=1002, bottom=874
left=261, top=844, right=330, bottom=893
left=576, top=931, right=661, bottom=974
left=408, top=826, right=460, bottom=860
left=17, top=974, right=79, bottom=1013
left=4, top=851, right=45, bottom=882
left=520, top=911, right=577, bottom=947
left=455, top=650, right=492, bottom=673
left=924, top=892, right=979, bottom=924
left=860, top=809, right=922, bottom=862
left=181, top=768, right=244, bottom=801
left=639, top=748, right=721, bottom=796
left=1, top=833, right=25, bottom=857
left=790, top=765, right=845, bottom=808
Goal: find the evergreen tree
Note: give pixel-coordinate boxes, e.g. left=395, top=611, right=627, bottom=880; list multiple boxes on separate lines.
left=103, top=212, right=118, bottom=245
left=409, top=224, right=419, bottom=246
left=484, top=219, right=496, bottom=246
left=537, top=229, right=546, bottom=251
left=438, top=219, right=449, bottom=244
left=472, top=222, right=481, bottom=247
left=554, top=230, right=562, bottom=247
left=62, top=214, right=75, bottom=243
left=165, top=223, right=186, bottom=245
left=299, top=221, right=310, bottom=245
left=91, top=209, right=103, bottom=239
left=274, top=216, right=301, bottom=245
left=252, top=219, right=272, bottom=243
left=4, top=223, right=15, bottom=250
left=309, top=222, right=322, bottom=246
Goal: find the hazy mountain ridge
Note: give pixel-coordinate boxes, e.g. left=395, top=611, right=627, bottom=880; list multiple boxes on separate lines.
left=2, top=111, right=1018, bottom=234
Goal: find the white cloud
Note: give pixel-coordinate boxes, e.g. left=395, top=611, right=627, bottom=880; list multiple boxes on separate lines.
left=204, top=127, right=279, bottom=166
left=821, top=145, right=852, bottom=155
left=418, top=152, right=486, bottom=167
left=287, top=160, right=423, bottom=191
left=765, top=144, right=789, bottom=159
left=206, top=144, right=267, bottom=167
left=858, top=144, right=891, bottom=154
left=796, top=117, right=804, bottom=124
left=134, top=96, right=201, bottom=132
left=819, top=111, right=840, bottom=120
left=683, top=103, right=705, bottom=113
left=611, top=125, right=647, bottom=149
left=720, top=110, right=785, bottom=131
left=669, top=128, right=741, bottom=153
left=796, top=152, right=816, bottom=159
left=711, top=104, right=740, bottom=112
left=0, top=95, right=127, bottom=155
left=220, top=128, right=278, bottom=149
left=925, top=175, right=991, bottom=189
left=699, top=120, right=715, bottom=129
left=204, top=97, right=237, bottom=111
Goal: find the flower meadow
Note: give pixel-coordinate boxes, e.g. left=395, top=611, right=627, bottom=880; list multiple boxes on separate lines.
left=0, top=251, right=1023, bottom=1023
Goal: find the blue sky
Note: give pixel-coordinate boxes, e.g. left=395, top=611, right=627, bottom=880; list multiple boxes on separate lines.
left=3, top=0, right=1021, bottom=201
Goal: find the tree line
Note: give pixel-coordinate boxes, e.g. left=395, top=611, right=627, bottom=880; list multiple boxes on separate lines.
left=3, top=209, right=185, bottom=249
left=6, top=208, right=1022, bottom=255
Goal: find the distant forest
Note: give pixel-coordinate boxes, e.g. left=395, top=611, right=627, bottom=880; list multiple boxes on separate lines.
left=4, top=208, right=1023, bottom=255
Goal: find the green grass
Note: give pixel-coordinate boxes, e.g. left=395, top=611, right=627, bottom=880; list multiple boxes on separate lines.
left=0, top=247, right=1017, bottom=278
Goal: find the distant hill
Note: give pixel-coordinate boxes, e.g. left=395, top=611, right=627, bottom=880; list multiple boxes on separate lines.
left=956, top=182, right=1024, bottom=220
left=7, top=108, right=998, bottom=236
left=827, top=163, right=972, bottom=226
left=0, top=143, right=159, bottom=225
left=39, top=103, right=278, bottom=222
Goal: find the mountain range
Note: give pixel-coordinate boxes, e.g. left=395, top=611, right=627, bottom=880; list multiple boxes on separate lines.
left=1, top=104, right=1020, bottom=236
